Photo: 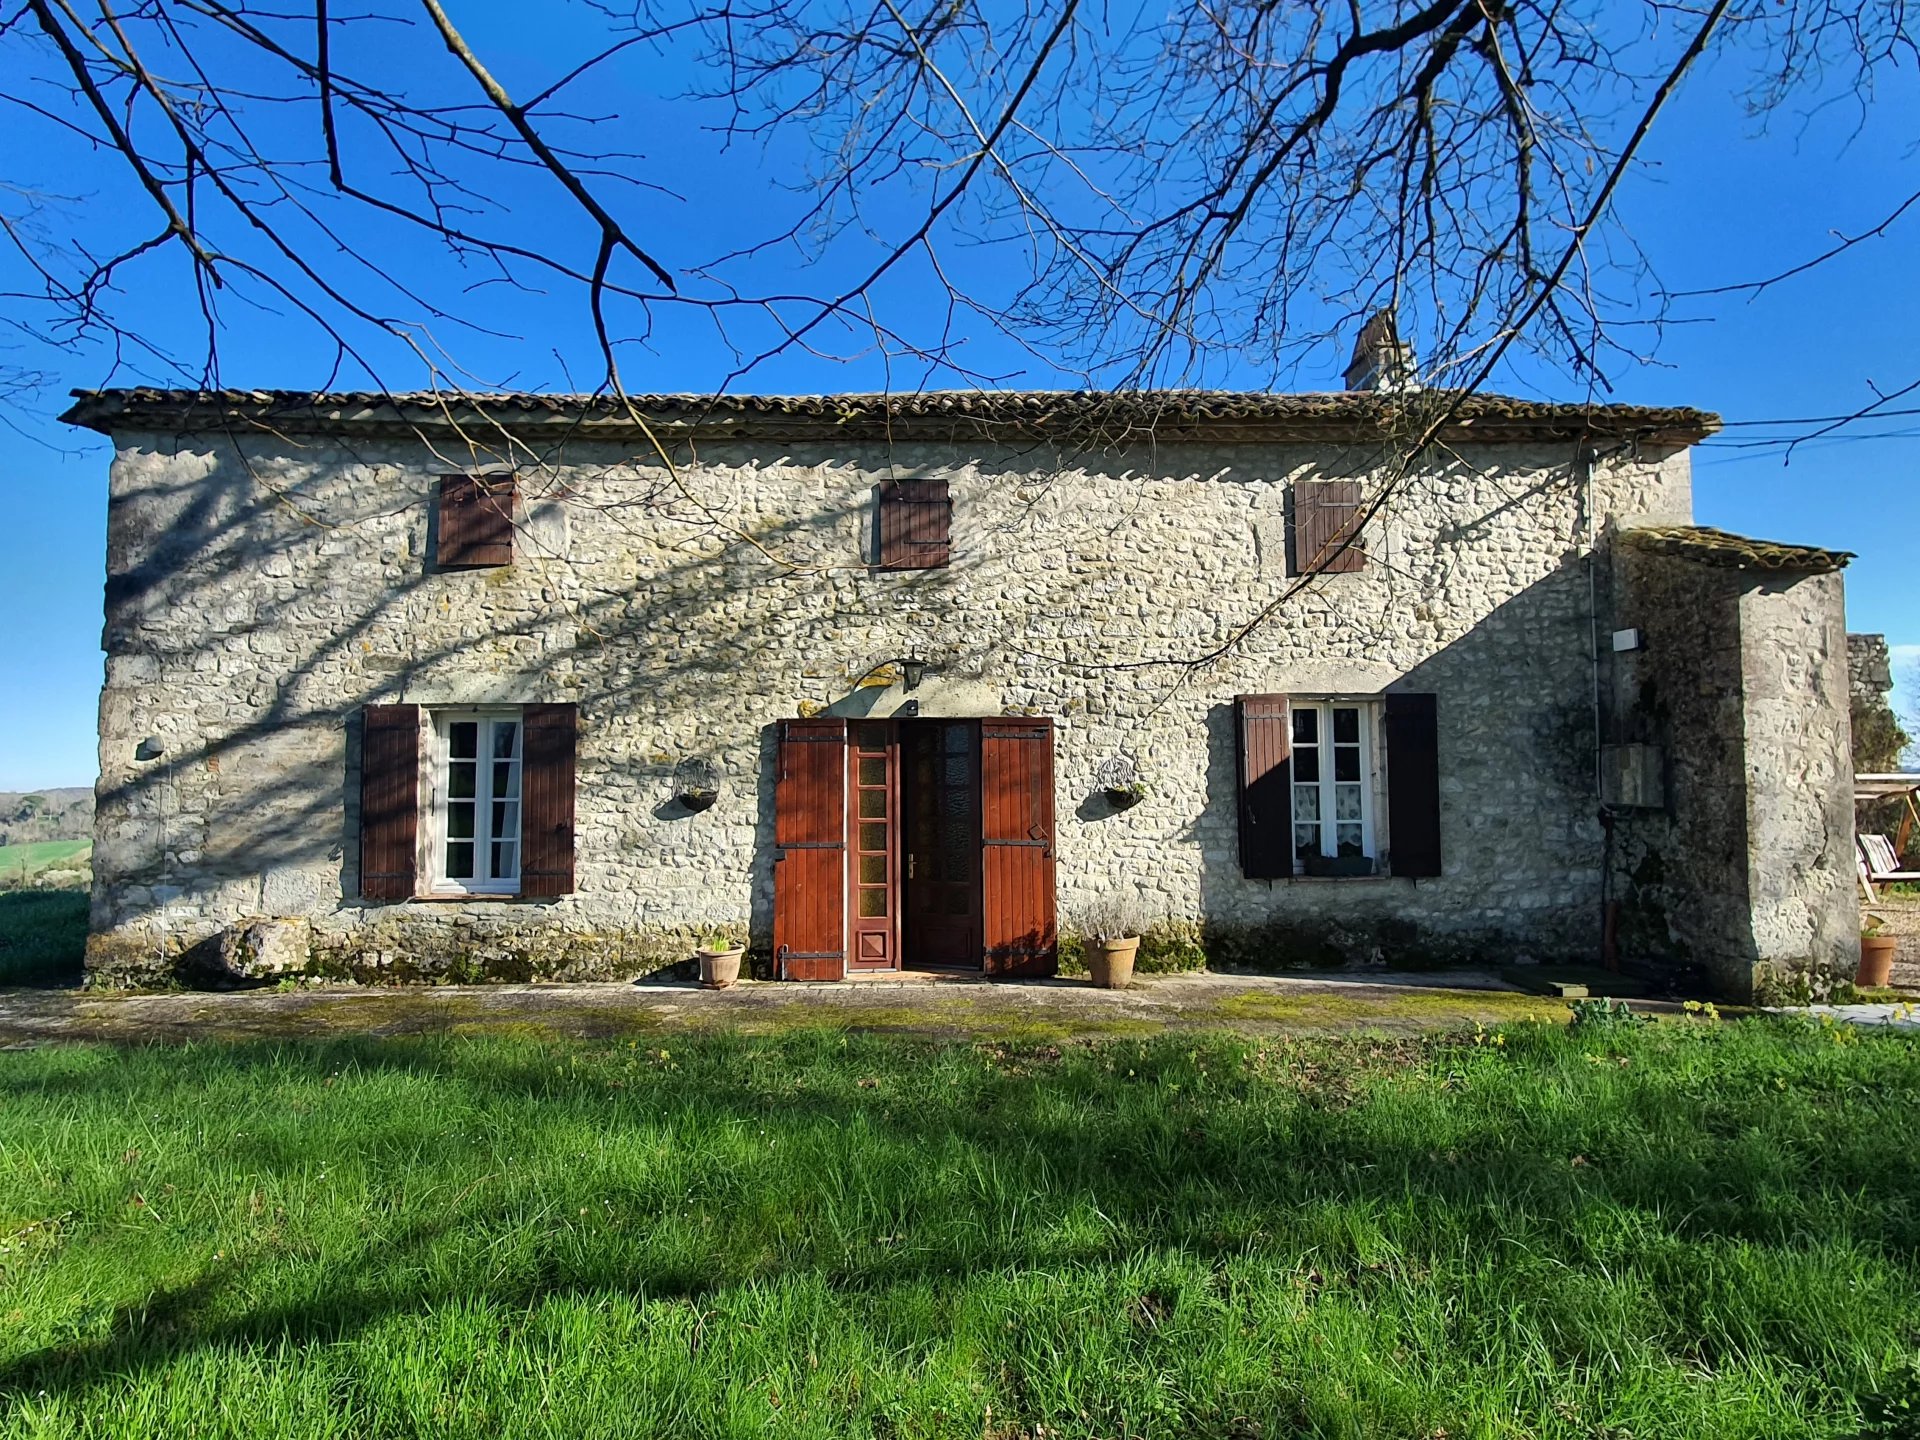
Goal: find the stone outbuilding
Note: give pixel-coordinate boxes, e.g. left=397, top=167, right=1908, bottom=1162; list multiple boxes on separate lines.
left=62, top=383, right=1859, bottom=999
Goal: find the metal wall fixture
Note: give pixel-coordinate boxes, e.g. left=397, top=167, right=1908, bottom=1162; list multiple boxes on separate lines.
left=852, top=655, right=932, bottom=692
left=1096, top=753, right=1147, bottom=809
left=672, top=756, right=721, bottom=812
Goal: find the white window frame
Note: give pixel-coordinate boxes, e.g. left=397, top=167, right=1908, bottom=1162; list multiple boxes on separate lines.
left=428, top=708, right=524, bottom=896
left=1290, top=699, right=1378, bottom=873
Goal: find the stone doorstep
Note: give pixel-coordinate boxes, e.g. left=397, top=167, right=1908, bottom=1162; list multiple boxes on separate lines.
left=1499, top=965, right=1648, bottom=1000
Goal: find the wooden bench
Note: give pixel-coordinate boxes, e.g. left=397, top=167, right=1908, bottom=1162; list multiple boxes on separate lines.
left=1859, top=833, right=1920, bottom=901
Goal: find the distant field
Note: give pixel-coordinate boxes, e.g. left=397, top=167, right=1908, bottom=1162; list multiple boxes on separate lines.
left=0, top=839, right=91, bottom=884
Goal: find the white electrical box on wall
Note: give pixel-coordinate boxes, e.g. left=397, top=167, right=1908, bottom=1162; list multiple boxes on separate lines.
left=1611, top=628, right=1643, bottom=653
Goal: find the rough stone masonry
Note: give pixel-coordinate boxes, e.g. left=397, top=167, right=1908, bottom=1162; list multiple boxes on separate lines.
left=62, top=389, right=1858, bottom=999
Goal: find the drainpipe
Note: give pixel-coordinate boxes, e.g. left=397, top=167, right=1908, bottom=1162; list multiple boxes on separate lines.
left=1579, top=444, right=1621, bottom=970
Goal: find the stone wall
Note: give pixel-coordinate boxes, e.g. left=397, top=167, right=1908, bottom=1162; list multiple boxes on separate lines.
left=1606, top=548, right=1855, bottom=1000
left=1850, top=633, right=1893, bottom=706
left=88, top=424, right=1701, bottom=985
left=1848, top=631, right=1911, bottom=778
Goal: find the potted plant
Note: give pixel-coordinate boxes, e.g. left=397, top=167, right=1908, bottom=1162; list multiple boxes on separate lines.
left=1096, top=755, right=1148, bottom=811
left=673, top=757, right=720, bottom=813
left=1081, top=901, right=1146, bottom=989
left=1859, top=913, right=1898, bottom=988
left=695, top=926, right=748, bottom=989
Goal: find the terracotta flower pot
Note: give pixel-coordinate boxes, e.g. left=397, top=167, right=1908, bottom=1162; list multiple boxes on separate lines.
left=1858, top=935, right=1898, bottom=989
left=697, top=945, right=746, bottom=989
left=1088, top=937, right=1140, bottom=989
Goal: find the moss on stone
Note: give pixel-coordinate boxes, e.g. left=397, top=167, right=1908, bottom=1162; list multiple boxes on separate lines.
left=1212, top=986, right=1566, bottom=1029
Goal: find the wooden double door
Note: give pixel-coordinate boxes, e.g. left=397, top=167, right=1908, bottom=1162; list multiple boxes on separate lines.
left=773, top=716, right=1057, bottom=979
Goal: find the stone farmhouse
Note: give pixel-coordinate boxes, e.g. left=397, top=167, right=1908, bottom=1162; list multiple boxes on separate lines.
left=64, top=359, right=1859, bottom=999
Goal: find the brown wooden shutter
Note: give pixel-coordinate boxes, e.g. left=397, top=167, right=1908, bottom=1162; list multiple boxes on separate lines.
left=520, top=703, right=578, bottom=896
left=1235, top=695, right=1294, bottom=879
left=773, top=718, right=848, bottom=980
left=1385, top=692, right=1442, bottom=877
left=438, top=473, right=517, bottom=568
left=980, top=718, right=1057, bottom=976
left=876, top=479, right=951, bottom=569
left=1291, top=480, right=1366, bottom=574
left=360, top=704, right=420, bottom=900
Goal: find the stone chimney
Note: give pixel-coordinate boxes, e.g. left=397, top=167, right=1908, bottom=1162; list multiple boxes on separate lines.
left=1343, top=308, right=1419, bottom=392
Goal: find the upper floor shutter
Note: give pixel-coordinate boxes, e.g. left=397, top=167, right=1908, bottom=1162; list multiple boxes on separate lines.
left=438, top=473, right=517, bottom=568
left=876, top=479, right=952, bottom=569
left=520, top=703, right=577, bottom=896
left=1291, top=480, right=1366, bottom=574
left=1235, top=694, right=1294, bottom=879
left=1385, top=692, right=1442, bottom=877
left=360, top=704, right=420, bottom=899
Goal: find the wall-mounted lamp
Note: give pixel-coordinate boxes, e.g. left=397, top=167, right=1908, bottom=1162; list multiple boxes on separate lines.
left=901, top=657, right=928, bottom=691
left=135, top=737, right=165, bottom=762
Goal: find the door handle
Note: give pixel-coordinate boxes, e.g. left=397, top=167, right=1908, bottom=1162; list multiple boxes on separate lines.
left=908, top=853, right=916, bottom=879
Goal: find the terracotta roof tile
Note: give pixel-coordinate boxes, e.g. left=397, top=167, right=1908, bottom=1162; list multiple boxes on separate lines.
left=1618, top=525, right=1852, bottom=574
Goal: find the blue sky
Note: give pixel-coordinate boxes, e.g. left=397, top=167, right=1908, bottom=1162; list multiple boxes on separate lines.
left=0, top=9, right=1915, bottom=790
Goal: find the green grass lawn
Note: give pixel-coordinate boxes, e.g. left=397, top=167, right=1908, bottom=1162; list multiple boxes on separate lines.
left=0, top=891, right=87, bottom=987
left=2, top=1020, right=1918, bottom=1438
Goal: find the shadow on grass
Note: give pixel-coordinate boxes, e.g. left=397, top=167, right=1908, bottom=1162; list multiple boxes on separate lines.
left=0, top=890, right=86, bottom=988
left=1, top=1023, right=1917, bottom=1426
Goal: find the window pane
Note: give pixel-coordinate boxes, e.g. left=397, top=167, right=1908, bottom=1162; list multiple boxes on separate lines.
left=1292, top=785, right=1320, bottom=821
left=492, top=800, right=519, bottom=838
left=1332, top=707, right=1359, bottom=743
left=1336, top=825, right=1364, bottom=857
left=449, top=764, right=476, bottom=800
left=490, top=841, right=517, bottom=880
left=858, top=789, right=886, bottom=819
left=859, top=757, right=886, bottom=786
left=859, top=822, right=886, bottom=852
left=1292, top=708, right=1318, bottom=743
left=857, top=888, right=888, bottom=917
left=1294, top=748, right=1320, bottom=783
left=492, top=762, right=519, bottom=799
left=447, top=803, right=475, bottom=840
left=1335, top=784, right=1363, bottom=821
left=944, top=725, right=969, bottom=754
left=449, top=722, right=478, bottom=760
left=492, top=722, right=519, bottom=759
left=860, top=855, right=886, bottom=884
left=1294, top=826, right=1318, bottom=859
left=855, top=723, right=888, bottom=753
left=446, top=841, right=474, bottom=879
left=1334, top=746, right=1360, bottom=782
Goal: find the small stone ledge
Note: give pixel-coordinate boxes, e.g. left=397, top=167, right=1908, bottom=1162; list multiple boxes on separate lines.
left=84, top=913, right=736, bottom=990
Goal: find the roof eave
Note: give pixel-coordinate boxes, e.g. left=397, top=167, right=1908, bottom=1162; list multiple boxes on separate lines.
left=59, top=389, right=1720, bottom=447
